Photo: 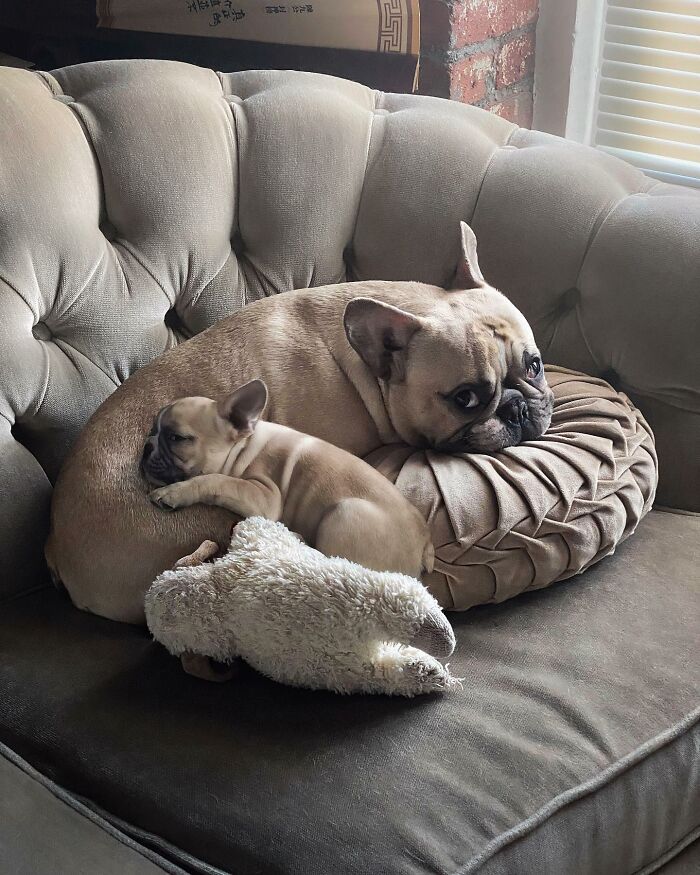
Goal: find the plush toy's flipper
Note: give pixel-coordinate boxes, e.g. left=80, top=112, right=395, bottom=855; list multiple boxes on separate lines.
left=409, top=610, right=455, bottom=658
left=348, top=579, right=456, bottom=659
left=323, top=643, right=461, bottom=697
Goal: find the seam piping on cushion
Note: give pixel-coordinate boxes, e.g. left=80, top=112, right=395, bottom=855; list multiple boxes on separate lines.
left=71, top=793, right=233, bottom=875
left=452, top=704, right=700, bottom=875
left=34, top=70, right=61, bottom=95
left=633, top=827, right=700, bottom=875
left=0, top=741, right=218, bottom=875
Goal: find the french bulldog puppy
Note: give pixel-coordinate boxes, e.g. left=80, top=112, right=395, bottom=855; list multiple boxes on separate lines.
left=143, top=379, right=435, bottom=578
left=46, top=223, right=554, bottom=623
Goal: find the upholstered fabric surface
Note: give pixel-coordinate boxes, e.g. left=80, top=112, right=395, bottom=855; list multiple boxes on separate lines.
left=0, top=745, right=181, bottom=875
left=369, top=366, right=657, bottom=609
left=0, top=60, right=699, bottom=598
left=1, top=510, right=698, bottom=875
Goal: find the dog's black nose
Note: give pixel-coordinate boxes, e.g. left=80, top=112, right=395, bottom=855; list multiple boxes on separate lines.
left=142, top=442, right=154, bottom=461
left=497, top=390, right=528, bottom=427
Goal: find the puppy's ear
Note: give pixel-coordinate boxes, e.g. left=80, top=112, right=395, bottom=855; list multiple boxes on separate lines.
left=451, top=221, right=486, bottom=290
left=217, top=379, right=268, bottom=434
left=344, top=298, right=422, bottom=382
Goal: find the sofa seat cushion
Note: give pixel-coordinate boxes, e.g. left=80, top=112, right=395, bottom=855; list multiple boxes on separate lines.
left=0, top=510, right=697, bottom=875
left=0, top=743, right=178, bottom=875
left=369, top=366, right=657, bottom=610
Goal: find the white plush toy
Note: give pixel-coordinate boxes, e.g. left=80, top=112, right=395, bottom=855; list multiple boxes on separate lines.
left=145, top=517, right=460, bottom=697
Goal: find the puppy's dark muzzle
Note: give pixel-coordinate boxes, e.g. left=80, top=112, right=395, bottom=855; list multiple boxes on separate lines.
left=140, top=437, right=186, bottom=486
left=139, top=439, right=156, bottom=477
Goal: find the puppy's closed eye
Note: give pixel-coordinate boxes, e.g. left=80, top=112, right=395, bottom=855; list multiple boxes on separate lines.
left=166, top=432, right=193, bottom=443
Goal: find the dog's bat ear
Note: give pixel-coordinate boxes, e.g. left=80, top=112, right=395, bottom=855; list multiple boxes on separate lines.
left=451, top=221, right=486, bottom=291
left=217, top=379, right=268, bottom=433
left=343, top=298, right=422, bottom=382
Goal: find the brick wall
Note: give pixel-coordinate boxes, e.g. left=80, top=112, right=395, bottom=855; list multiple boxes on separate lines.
left=419, top=0, right=539, bottom=128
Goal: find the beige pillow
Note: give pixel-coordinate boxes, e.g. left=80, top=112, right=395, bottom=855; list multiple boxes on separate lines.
left=367, top=367, right=657, bottom=610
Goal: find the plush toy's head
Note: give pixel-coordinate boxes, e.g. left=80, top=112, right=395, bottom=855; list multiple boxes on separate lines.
left=146, top=517, right=460, bottom=697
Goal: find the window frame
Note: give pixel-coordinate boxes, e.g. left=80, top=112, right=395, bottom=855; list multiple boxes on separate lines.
left=535, top=0, right=700, bottom=188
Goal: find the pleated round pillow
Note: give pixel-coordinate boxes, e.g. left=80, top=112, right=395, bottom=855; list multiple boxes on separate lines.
left=366, top=367, right=658, bottom=611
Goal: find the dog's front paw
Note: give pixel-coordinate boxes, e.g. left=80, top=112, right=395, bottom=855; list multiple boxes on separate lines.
left=149, top=484, right=187, bottom=511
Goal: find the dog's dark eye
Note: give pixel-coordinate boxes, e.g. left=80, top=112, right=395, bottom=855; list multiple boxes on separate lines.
left=527, top=357, right=542, bottom=379
left=167, top=433, right=188, bottom=443
left=453, top=388, right=480, bottom=410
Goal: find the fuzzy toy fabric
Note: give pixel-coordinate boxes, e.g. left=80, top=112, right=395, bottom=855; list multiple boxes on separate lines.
left=145, top=517, right=460, bottom=697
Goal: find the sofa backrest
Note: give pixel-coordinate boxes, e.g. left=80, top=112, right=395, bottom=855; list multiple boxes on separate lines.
left=1, top=59, right=698, bottom=595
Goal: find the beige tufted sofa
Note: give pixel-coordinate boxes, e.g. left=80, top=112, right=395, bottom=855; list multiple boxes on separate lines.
left=1, top=60, right=699, bottom=874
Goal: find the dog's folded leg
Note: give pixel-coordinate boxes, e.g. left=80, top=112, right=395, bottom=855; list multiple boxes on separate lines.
left=180, top=652, right=242, bottom=683
left=147, top=540, right=241, bottom=681
left=173, top=539, right=221, bottom=568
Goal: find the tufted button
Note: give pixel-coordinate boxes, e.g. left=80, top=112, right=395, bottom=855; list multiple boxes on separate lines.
left=54, top=94, right=75, bottom=105
left=165, top=307, right=194, bottom=340
left=343, top=244, right=356, bottom=279
left=165, top=307, right=182, bottom=332
left=32, top=322, right=52, bottom=341
left=601, top=369, right=621, bottom=390
left=100, top=217, right=117, bottom=241
left=560, top=287, right=580, bottom=311
left=231, top=231, right=245, bottom=256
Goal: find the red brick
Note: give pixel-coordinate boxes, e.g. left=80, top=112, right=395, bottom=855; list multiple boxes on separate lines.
left=449, top=51, right=493, bottom=103
left=487, top=90, right=533, bottom=128
left=495, top=31, right=536, bottom=89
left=451, top=0, right=538, bottom=50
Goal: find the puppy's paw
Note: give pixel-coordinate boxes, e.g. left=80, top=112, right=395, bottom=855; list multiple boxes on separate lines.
left=174, top=539, right=220, bottom=569
left=149, top=484, right=187, bottom=511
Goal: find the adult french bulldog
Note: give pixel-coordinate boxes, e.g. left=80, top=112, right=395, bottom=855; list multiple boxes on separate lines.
left=46, top=223, right=553, bottom=623
left=143, top=379, right=435, bottom=579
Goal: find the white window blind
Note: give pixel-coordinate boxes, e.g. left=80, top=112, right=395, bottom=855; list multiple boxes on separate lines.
left=567, top=0, right=700, bottom=188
